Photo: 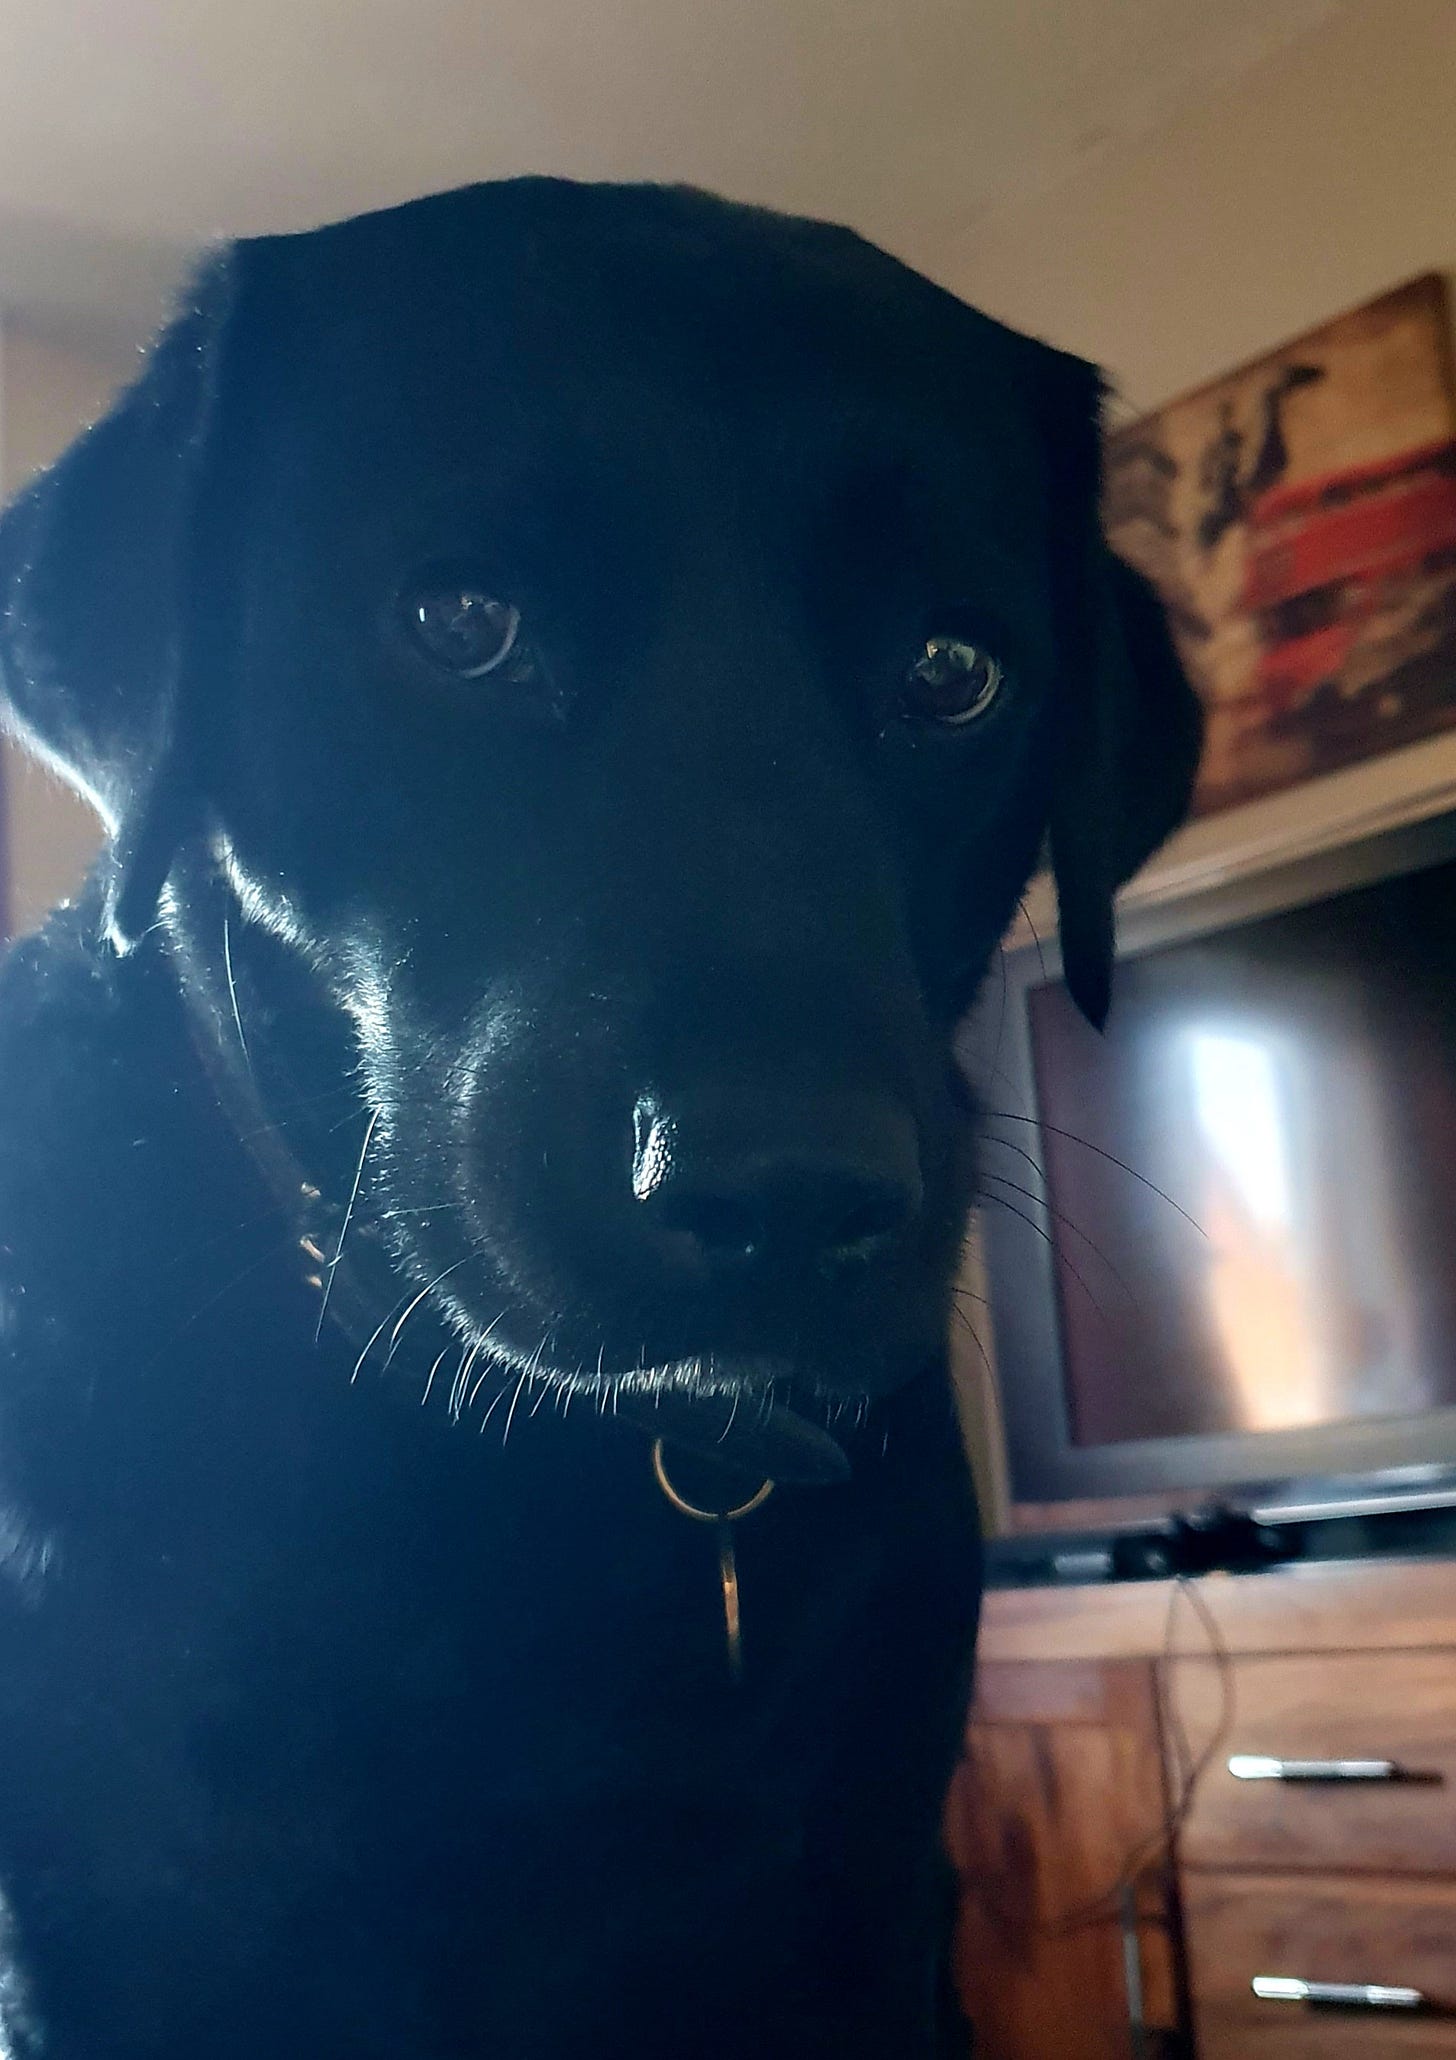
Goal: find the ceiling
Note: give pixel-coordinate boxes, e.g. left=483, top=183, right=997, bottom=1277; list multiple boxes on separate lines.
left=0, top=0, right=1345, bottom=347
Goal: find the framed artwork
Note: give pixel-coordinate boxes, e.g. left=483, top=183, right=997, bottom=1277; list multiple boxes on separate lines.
left=1105, top=274, right=1456, bottom=818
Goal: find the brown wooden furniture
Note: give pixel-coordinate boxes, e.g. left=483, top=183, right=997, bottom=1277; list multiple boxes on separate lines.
left=944, top=1558, right=1456, bottom=2057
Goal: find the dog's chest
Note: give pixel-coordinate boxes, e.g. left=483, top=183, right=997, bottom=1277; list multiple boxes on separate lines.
left=0, top=1324, right=979, bottom=2058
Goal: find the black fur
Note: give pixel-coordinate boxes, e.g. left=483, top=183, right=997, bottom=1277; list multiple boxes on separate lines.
left=0, top=179, right=1199, bottom=2055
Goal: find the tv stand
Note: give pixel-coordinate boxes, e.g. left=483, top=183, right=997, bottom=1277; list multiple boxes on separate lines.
left=984, top=1491, right=1456, bottom=1591
left=1248, top=1464, right=1456, bottom=1524
left=947, top=1550, right=1456, bottom=2055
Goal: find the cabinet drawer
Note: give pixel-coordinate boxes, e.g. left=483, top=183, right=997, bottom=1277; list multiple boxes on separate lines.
left=1186, top=1873, right=1456, bottom=2058
left=1169, top=1648, right=1456, bottom=1872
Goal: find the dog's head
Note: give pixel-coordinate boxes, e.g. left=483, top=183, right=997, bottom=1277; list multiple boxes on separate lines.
left=0, top=181, right=1199, bottom=1438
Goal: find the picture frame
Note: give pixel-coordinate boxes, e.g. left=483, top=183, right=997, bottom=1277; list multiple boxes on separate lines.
left=1105, top=274, right=1456, bottom=819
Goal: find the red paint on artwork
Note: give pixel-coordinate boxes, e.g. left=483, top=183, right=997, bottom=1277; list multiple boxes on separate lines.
left=1243, top=438, right=1456, bottom=710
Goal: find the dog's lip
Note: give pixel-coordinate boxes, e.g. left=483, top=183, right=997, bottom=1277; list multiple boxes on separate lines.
left=612, top=1386, right=850, bottom=1488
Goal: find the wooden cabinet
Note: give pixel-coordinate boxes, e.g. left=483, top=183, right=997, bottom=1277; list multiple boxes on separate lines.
left=950, top=1560, right=1456, bottom=2058
left=1185, top=1874, right=1456, bottom=2058
left=944, top=1659, right=1184, bottom=2058
left=1170, top=1648, right=1456, bottom=1874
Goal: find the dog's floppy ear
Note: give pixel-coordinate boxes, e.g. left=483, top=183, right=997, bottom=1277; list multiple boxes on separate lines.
left=1043, top=358, right=1203, bottom=1028
left=0, top=249, right=248, bottom=951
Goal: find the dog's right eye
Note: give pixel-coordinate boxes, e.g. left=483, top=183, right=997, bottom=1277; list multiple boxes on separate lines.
left=402, top=567, right=527, bottom=680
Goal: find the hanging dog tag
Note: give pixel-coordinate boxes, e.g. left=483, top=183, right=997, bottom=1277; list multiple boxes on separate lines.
left=651, top=1439, right=773, bottom=1685
left=716, top=1519, right=743, bottom=1685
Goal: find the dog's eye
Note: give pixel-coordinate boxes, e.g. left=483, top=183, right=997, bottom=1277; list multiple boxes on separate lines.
left=902, top=635, right=1005, bottom=726
left=404, top=570, right=525, bottom=679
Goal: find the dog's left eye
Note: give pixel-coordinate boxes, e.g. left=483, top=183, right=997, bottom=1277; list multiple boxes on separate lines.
left=403, top=569, right=527, bottom=679
left=901, top=635, right=1005, bottom=726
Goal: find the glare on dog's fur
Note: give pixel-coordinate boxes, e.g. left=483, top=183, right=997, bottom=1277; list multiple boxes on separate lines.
left=0, top=180, right=1199, bottom=2056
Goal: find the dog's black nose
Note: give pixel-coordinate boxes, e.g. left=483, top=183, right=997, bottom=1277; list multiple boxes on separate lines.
left=631, top=1091, right=922, bottom=1276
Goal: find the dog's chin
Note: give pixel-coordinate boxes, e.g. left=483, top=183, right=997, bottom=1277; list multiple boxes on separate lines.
left=406, top=1238, right=940, bottom=1485
left=423, top=1284, right=862, bottom=1483
left=611, top=1365, right=854, bottom=1487
left=437, top=1301, right=857, bottom=1484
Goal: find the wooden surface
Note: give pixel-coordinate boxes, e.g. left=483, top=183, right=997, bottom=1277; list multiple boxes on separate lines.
left=1185, top=1871, right=1456, bottom=2057
left=1172, top=1647, right=1456, bottom=1874
left=947, top=1660, right=1181, bottom=2060
left=979, top=1558, right=1456, bottom=1664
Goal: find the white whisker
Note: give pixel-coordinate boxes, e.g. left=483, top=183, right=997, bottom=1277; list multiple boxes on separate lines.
left=317, top=1107, right=380, bottom=1343
left=474, top=1375, right=507, bottom=1432
left=421, top=1346, right=449, bottom=1407
left=452, top=1342, right=481, bottom=1422
left=382, top=1256, right=470, bottom=1371
left=447, top=1344, right=470, bottom=1420
left=501, top=1367, right=530, bottom=1446
left=222, top=912, right=251, bottom=1073
left=350, top=1288, right=411, bottom=1385
left=466, top=1351, right=497, bottom=1410
left=462, top=1310, right=510, bottom=1411
left=717, top=1385, right=739, bottom=1443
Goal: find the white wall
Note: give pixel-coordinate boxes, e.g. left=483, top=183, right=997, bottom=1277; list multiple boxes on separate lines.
left=1, top=321, right=131, bottom=936
left=943, top=0, right=1456, bottom=415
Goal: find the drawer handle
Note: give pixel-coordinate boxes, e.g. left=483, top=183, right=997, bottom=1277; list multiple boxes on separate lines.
left=1253, top=1977, right=1426, bottom=2012
left=1229, top=1754, right=1419, bottom=1783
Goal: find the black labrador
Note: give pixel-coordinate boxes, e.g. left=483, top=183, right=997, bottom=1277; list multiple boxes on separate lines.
left=0, top=180, right=1199, bottom=2057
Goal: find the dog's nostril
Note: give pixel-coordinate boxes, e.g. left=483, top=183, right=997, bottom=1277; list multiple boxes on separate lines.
left=631, top=1095, right=923, bottom=1278
left=656, top=1192, right=765, bottom=1265
left=831, top=1192, right=911, bottom=1257
left=653, top=1167, right=916, bottom=1275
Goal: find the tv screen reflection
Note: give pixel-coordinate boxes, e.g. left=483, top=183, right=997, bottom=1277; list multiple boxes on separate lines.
left=1017, top=857, right=1456, bottom=1448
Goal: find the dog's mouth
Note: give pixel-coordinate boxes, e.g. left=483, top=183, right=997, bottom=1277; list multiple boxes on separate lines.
left=294, top=1161, right=855, bottom=1486
left=410, top=1238, right=908, bottom=1490
left=611, top=1375, right=851, bottom=1486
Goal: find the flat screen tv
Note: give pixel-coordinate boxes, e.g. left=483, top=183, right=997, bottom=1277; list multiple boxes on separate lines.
left=970, top=808, right=1456, bottom=1521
